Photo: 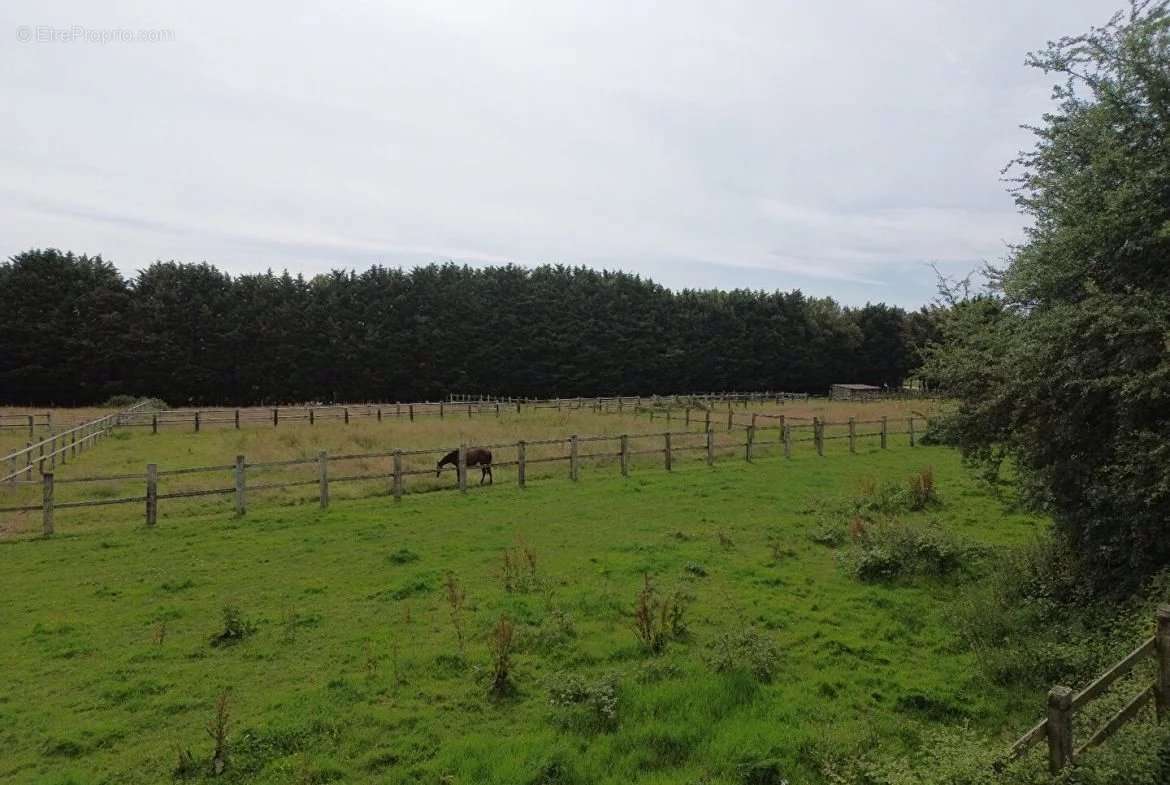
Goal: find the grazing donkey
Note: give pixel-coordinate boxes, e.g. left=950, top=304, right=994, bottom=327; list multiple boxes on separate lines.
left=436, top=447, right=493, bottom=485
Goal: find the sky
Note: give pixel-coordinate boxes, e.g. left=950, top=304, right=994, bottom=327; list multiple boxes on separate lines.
left=0, top=1, right=1121, bottom=308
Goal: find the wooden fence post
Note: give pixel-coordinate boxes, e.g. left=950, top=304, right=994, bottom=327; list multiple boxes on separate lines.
left=27, top=414, right=34, bottom=440
left=783, top=425, right=792, bottom=458
left=518, top=441, right=527, bottom=488
left=440, top=402, right=445, bottom=419
left=706, top=428, right=714, bottom=465
left=392, top=451, right=403, bottom=501
left=310, top=408, right=315, bottom=425
left=42, top=472, right=54, bottom=535
left=409, top=404, right=415, bottom=422
left=908, top=417, right=916, bottom=447
left=705, top=410, right=711, bottom=432
left=457, top=445, right=467, bottom=492
left=234, top=409, right=240, bottom=429
left=746, top=426, right=755, bottom=462
left=664, top=433, right=672, bottom=471
left=273, top=408, right=279, bottom=427
left=194, top=411, right=201, bottom=432
left=50, top=436, right=56, bottom=469
left=1156, top=605, right=1170, bottom=720
left=814, top=418, right=824, bottom=457
left=685, top=408, right=691, bottom=427
left=727, top=408, right=733, bottom=430
left=234, top=455, right=246, bottom=516
left=880, top=416, right=888, bottom=449
left=344, top=407, right=350, bottom=425
left=1046, top=686, right=1074, bottom=774
left=152, top=414, right=158, bottom=435
left=620, top=435, right=630, bottom=476
left=318, top=451, right=329, bottom=508
left=570, top=435, right=579, bottom=481
left=848, top=417, right=856, bottom=454
left=146, top=463, right=158, bottom=526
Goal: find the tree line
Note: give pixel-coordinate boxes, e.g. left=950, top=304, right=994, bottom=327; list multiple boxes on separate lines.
left=0, top=250, right=941, bottom=406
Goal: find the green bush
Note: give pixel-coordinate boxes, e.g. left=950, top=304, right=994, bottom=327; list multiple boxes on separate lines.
left=547, top=672, right=619, bottom=731
left=703, top=626, right=780, bottom=682
left=843, top=520, right=971, bottom=582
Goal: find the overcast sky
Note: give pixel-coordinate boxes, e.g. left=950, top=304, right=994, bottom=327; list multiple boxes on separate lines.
left=1, top=1, right=1120, bottom=307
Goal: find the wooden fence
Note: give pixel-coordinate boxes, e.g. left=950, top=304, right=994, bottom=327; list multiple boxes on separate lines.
left=1007, top=606, right=1170, bottom=773
left=108, top=391, right=810, bottom=433
left=0, top=416, right=926, bottom=536
left=0, top=412, right=52, bottom=438
left=0, top=402, right=153, bottom=484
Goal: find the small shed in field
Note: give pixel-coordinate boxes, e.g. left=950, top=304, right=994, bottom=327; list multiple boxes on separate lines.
left=830, top=383, right=882, bottom=401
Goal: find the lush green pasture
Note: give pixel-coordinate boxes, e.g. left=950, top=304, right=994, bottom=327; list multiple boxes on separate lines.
left=1, top=446, right=1045, bottom=784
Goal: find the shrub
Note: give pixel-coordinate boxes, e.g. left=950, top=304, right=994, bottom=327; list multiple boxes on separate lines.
left=810, top=522, right=846, bottom=547
left=207, top=690, right=231, bottom=776
left=210, top=604, right=255, bottom=647
left=387, top=548, right=419, bottom=565
left=906, top=467, right=936, bottom=511
left=547, top=671, right=620, bottom=730
left=704, top=627, right=781, bottom=682
left=843, top=521, right=971, bottom=582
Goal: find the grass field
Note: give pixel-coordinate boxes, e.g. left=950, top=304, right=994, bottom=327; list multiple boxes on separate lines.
left=1, top=443, right=1049, bottom=784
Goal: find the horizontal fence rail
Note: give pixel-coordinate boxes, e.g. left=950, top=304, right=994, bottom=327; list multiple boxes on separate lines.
left=0, top=416, right=927, bottom=537
left=1006, top=606, right=1170, bottom=773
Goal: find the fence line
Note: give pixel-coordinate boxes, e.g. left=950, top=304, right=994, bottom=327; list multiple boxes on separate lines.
left=1, top=416, right=927, bottom=536
left=1006, top=606, right=1170, bottom=773
left=108, top=391, right=814, bottom=433
left=0, top=401, right=154, bottom=484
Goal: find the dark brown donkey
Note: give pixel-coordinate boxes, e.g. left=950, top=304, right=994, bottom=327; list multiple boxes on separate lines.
left=436, top=448, right=493, bottom=484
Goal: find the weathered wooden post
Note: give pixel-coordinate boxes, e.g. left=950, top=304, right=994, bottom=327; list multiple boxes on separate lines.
left=392, top=451, right=403, bottom=502
left=152, top=414, right=158, bottom=435
left=145, top=463, right=159, bottom=526
left=42, top=472, right=54, bottom=536
left=783, top=425, right=792, bottom=458
left=746, top=425, right=755, bottom=462
left=409, top=404, right=415, bottom=422
left=468, top=404, right=473, bottom=419
left=457, top=444, right=467, bottom=492
left=194, top=411, right=201, bottom=433
left=814, top=418, right=824, bottom=457
left=377, top=407, right=382, bottom=423
left=234, top=409, right=240, bottom=429
left=908, top=417, right=916, bottom=447
left=570, top=435, right=579, bottom=481
left=496, top=402, right=500, bottom=418
left=685, top=408, right=691, bottom=427
left=848, top=417, right=856, bottom=454
left=1046, top=686, right=1074, bottom=774
left=50, top=435, right=56, bottom=469
left=518, top=441, right=527, bottom=488
left=516, top=400, right=522, bottom=414
left=880, top=416, right=888, bottom=449
left=234, top=455, right=246, bottom=516
left=620, top=435, right=630, bottom=476
left=664, top=433, right=672, bottom=471
left=273, top=408, right=279, bottom=427
left=727, top=408, right=734, bottom=430
left=27, top=414, right=34, bottom=440
left=706, top=428, right=714, bottom=465
left=310, top=408, right=315, bottom=425
left=318, top=451, right=329, bottom=508
left=1156, top=605, right=1170, bottom=720
left=440, top=402, right=445, bottom=419
left=704, top=410, right=711, bottom=432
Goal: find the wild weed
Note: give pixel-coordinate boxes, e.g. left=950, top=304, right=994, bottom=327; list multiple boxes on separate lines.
left=488, top=615, right=515, bottom=696
left=631, top=574, right=688, bottom=654
left=206, top=690, right=230, bottom=776
left=210, top=603, right=255, bottom=647
left=444, top=573, right=466, bottom=654
left=704, top=627, right=781, bottom=682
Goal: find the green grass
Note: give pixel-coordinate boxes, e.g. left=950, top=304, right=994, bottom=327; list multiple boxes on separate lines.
left=1, top=446, right=1046, bottom=784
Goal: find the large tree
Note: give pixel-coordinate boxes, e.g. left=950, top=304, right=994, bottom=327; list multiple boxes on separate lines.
left=930, top=1, right=1170, bottom=589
